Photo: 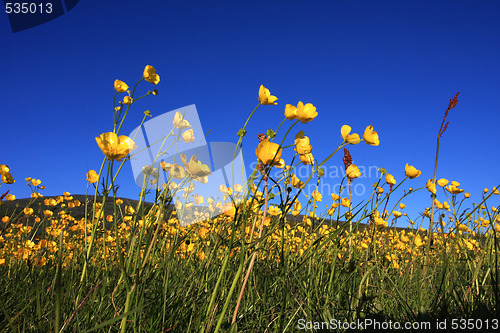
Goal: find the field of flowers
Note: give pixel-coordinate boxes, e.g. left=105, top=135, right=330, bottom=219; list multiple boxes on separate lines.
left=1, top=66, right=499, bottom=332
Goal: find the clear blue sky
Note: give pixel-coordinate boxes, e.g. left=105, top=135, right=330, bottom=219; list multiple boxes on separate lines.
left=1, top=0, right=499, bottom=227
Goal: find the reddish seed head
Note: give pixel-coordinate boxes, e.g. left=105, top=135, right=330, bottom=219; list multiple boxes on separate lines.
left=258, top=133, right=267, bottom=142
left=343, top=148, right=353, bottom=170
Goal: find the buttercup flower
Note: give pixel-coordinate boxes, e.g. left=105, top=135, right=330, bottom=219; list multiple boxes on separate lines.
left=294, top=101, right=318, bottom=123
left=290, top=174, right=304, bottom=189
left=86, top=170, right=99, bottom=184
left=341, top=197, right=350, bottom=207
left=0, top=164, right=9, bottom=175
left=386, top=173, right=396, bottom=185
left=312, top=190, right=322, bottom=202
left=258, top=85, right=278, bottom=105
left=433, top=199, right=444, bottom=209
left=293, top=201, right=301, bottom=216
left=114, top=80, right=129, bottom=93
left=255, top=140, right=284, bottom=168
left=363, top=125, right=379, bottom=146
left=0, top=164, right=15, bottom=184
left=404, top=164, right=421, bottom=179
left=95, top=132, right=137, bottom=161
left=143, top=65, right=160, bottom=84
left=284, top=104, right=297, bottom=120
left=299, top=152, right=314, bottom=165
left=161, top=162, right=187, bottom=179
left=341, top=125, right=361, bottom=144
left=346, top=164, right=361, bottom=180
left=173, top=112, right=191, bottom=129
left=180, top=153, right=212, bottom=179
left=182, top=129, right=195, bottom=143
left=30, top=179, right=41, bottom=186
left=437, top=178, right=449, bottom=187
left=294, top=132, right=312, bottom=155
left=426, top=179, right=437, bottom=194
left=122, top=96, right=133, bottom=105
left=1, top=172, right=15, bottom=184
left=446, top=184, right=464, bottom=194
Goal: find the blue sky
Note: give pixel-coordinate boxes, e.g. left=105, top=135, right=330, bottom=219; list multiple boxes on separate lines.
left=1, top=0, right=499, bottom=227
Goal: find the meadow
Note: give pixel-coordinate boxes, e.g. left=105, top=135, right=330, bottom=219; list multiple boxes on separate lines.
left=1, top=66, right=499, bottom=332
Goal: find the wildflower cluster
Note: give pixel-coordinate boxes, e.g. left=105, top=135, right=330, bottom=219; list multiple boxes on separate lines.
left=1, top=67, right=499, bottom=332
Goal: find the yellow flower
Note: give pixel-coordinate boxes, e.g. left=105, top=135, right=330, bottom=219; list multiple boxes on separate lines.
left=312, top=190, right=322, bottom=202
left=143, top=65, right=160, bottom=84
left=426, top=179, right=437, bottom=194
left=161, top=162, right=186, bottom=179
left=255, top=140, right=284, bottom=168
left=125, top=206, right=135, bottom=215
left=446, top=184, right=464, bottom=194
left=294, top=132, right=312, bottom=155
left=86, top=170, right=99, bottom=184
left=0, top=164, right=9, bottom=175
left=414, top=235, right=424, bottom=247
left=404, top=164, right=421, bottom=179
left=1, top=172, right=15, bottom=184
left=122, top=96, right=133, bottom=105
left=268, top=205, right=280, bottom=216
left=363, top=125, right=379, bottom=146
left=385, top=173, right=396, bottom=185
left=399, top=203, right=406, bottom=209
left=393, top=211, right=402, bottom=218
left=114, top=79, right=129, bottom=93
left=374, top=217, right=387, bottom=227
left=198, top=227, right=209, bottom=239
left=464, top=192, right=471, bottom=198
left=290, top=174, right=303, bottom=189
left=96, top=132, right=137, bottom=161
left=5, top=194, right=15, bottom=201
left=284, top=104, right=297, bottom=120
left=182, top=129, right=195, bottom=143
left=258, top=85, right=278, bottom=105
left=299, top=152, right=314, bottom=165
left=437, top=178, right=449, bottom=187
left=295, top=101, right=317, bottom=123
left=433, top=199, right=444, bottom=209
left=222, top=202, right=236, bottom=217
left=196, top=251, right=206, bottom=261
left=340, top=125, right=361, bottom=144
left=194, top=194, right=204, bottom=205
left=292, top=201, right=301, bottom=216
left=180, top=153, right=212, bottom=179
left=341, top=197, right=350, bottom=207
left=173, top=111, right=191, bottom=129
left=331, top=193, right=340, bottom=201
left=346, top=164, right=361, bottom=180
left=30, top=179, right=41, bottom=186
left=24, top=207, right=33, bottom=215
